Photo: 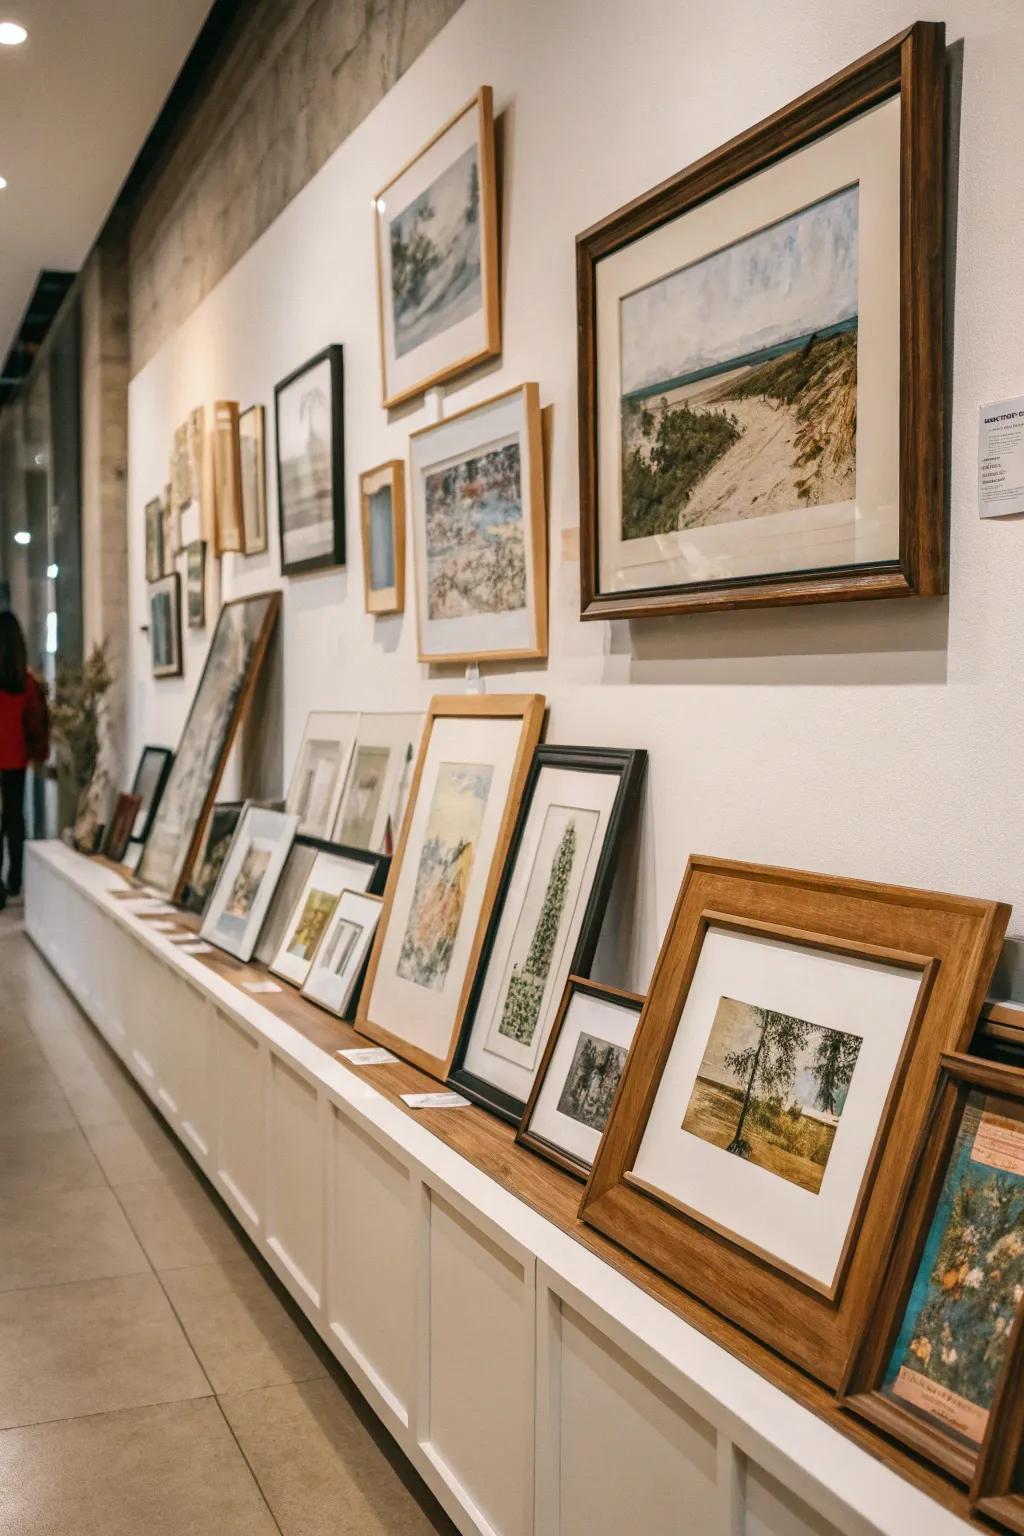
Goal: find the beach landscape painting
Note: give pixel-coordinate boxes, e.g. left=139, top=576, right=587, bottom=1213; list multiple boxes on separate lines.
left=620, top=186, right=859, bottom=543
left=682, top=995, right=862, bottom=1195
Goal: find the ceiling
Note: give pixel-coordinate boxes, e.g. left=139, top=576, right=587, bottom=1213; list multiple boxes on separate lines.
left=0, top=0, right=213, bottom=368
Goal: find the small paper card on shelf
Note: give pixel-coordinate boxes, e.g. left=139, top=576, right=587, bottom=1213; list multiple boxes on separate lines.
left=400, top=1091, right=472, bottom=1110
left=131, top=901, right=178, bottom=915
left=338, top=1046, right=399, bottom=1065
left=243, top=980, right=282, bottom=995
left=150, top=921, right=181, bottom=932
left=180, top=942, right=214, bottom=955
left=979, top=395, right=1024, bottom=517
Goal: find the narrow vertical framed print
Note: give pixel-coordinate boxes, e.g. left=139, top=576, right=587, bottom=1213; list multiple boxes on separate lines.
left=275, top=345, right=345, bottom=576
left=144, top=498, right=165, bottom=583
left=360, top=459, right=406, bottom=615
left=148, top=574, right=182, bottom=679
left=577, top=24, right=945, bottom=618
left=201, top=805, right=299, bottom=962
left=374, top=87, right=500, bottom=409
left=284, top=711, right=360, bottom=840
left=212, top=399, right=244, bottom=554
left=239, top=404, right=268, bottom=555
left=186, top=540, right=206, bottom=629
left=409, top=384, right=547, bottom=664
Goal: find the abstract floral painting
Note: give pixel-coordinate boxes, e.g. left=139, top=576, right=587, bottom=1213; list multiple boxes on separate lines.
left=425, top=438, right=526, bottom=621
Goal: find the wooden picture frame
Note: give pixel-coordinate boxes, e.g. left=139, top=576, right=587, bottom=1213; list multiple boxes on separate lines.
left=843, top=1053, right=1024, bottom=1486
left=269, top=842, right=389, bottom=989
left=102, top=792, right=142, bottom=865
left=357, top=692, right=546, bottom=1080
left=517, top=977, right=644, bottom=1179
left=212, top=399, right=244, bottom=555
left=374, top=86, right=500, bottom=409
left=238, top=403, right=267, bottom=555
left=129, top=745, right=173, bottom=843
left=580, top=857, right=1008, bottom=1389
left=409, top=383, right=548, bottom=665
left=577, top=23, right=946, bottom=620
left=301, top=889, right=384, bottom=1022
left=148, top=573, right=182, bottom=678
left=448, top=743, right=647, bottom=1121
left=274, top=345, right=345, bottom=577
left=973, top=1254, right=1024, bottom=1531
left=360, top=459, right=406, bottom=616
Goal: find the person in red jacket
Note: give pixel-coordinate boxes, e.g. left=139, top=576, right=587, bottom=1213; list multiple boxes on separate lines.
left=0, top=612, right=49, bottom=908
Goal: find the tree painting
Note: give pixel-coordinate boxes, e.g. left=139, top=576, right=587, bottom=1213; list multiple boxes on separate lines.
left=681, top=997, right=863, bottom=1195
left=498, top=818, right=577, bottom=1047
left=389, top=143, right=484, bottom=357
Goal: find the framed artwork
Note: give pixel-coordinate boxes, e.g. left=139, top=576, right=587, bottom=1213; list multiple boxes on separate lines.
left=161, top=492, right=180, bottom=576
left=360, top=460, right=405, bottom=615
left=356, top=692, right=545, bottom=1080
left=187, top=406, right=209, bottom=542
left=253, top=835, right=321, bottom=966
left=239, top=404, right=267, bottom=555
left=212, top=399, right=244, bottom=554
left=300, top=889, right=384, bottom=1020
left=580, top=856, right=1008, bottom=1389
left=285, top=711, right=360, bottom=840
left=186, top=541, right=207, bottom=629
left=102, top=793, right=142, bottom=865
left=844, top=1053, right=1024, bottom=1486
left=137, top=591, right=281, bottom=899
left=270, top=844, right=387, bottom=988
left=517, top=978, right=643, bottom=1178
left=331, top=711, right=423, bottom=854
left=374, top=86, right=500, bottom=409
left=201, top=805, right=299, bottom=962
left=149, top=573, right=182, bottom=679
left=171, top=422, right=192, bottom=512
left=182, top=801, right=244, bottom=915
left=274, top=345, right=345, bottom=576
left=409, top=384, right=547, bottom=664
left=449, top=744, right=647, bottom=1121
left=128, top=745, right=173, bottom=842
left=577, top=23, right=946, bottom=620
left=144, top=498, right=165, bottom=583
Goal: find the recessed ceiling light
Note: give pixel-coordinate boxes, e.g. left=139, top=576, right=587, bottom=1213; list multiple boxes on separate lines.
left=0, top=21, right=27, bottom=45
left=13, top=530, right=30, bottom=545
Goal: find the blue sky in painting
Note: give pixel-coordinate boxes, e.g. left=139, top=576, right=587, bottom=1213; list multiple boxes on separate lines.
left=620, top=185, right=859, bottom=395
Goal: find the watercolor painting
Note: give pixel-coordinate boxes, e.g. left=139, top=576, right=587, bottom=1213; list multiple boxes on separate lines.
left=397, top=761, right=493, bottom=991
left=619, top=186, right=859, bottom=540
left=390, top=144, right=482, bottom=358
left=291, top=739, right=344, bottom=836
left=337, top=746, right=389, bottom=849
left=287, top=888, right=339, bottom=961
left=369, top=484, right=396, bottom=592
left=425, top=437, right=526, bottom=621
left=278, top=357, right=334, bottom=567
left=225, top=845, right=271, bottom=920
left=883, top=1093, right=1024, bottom=1445
left=681, top=996, right=863, bottom=1195
left=556, top=1031, right=628, bottom=1133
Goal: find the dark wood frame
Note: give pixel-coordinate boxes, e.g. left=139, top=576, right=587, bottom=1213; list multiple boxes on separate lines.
left=186, top=540, right=207, bottom=629
left=274, top=344, right=345, bottom=577
left=181, top=799, right=245, bottom=915
left=102, top=792, right=142, bottom=865
left=516, top=976, right=644, bottom=1178
left=137, top=590, right=281, bottom=901
left=843, top=1052, right=1024, bottom=1487
left=148, top=572, right=183, bottom=678
left=577, top=22, right=946, bottom=620
left=580, top=857, right=1008, bottom=1389
left=448, top=744, right=647, bottom=1120
left=129, top=745, right=173, bottom=844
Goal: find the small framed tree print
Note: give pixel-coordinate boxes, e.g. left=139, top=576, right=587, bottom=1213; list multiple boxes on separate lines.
left=577, top=24, right=946, bottom=619
left=374, top=87, right=500, bottom=408
left=360, top=460, right=406, bottom=615
left=275, top=345, right=345, bottom=576
left=148, top=573, right=182, bottom=679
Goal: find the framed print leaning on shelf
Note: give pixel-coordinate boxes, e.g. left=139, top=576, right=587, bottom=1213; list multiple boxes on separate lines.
left=301, top=890, right=384, bottom=1020
left=409, top=385, right=547, bottom=664
left=360, top=460, right=405, bottom=615
left=449, top=744, right=646, bottom=1121
left=182, top=800, right=244, bottom=915
left=577, top=23, right=946, bottom=620
left=238, top=404, right=267, bottom=554
left=332, top=711, right=423, bottom=854
left=285, top=711, right=360, bottom=840
left=580, top=856, right=1008, bottom=1389
left=138, top=590, right=281, bottom=899
left=517, top=978, right=643, bottom=1178
left=128, top=745, right=173, bottom=842
left=275, top=345, right=345, bottom=576
left=374, top=86, right=499, bottom=408
left=149, top=574, right=182, bottom=679
left=357, top=693, right=545, bottom=1080
left=201, top=805, right=299, bottom=962
left=253, top=835, right=325, bottom=966
left=844, top=1053, right=1024, bottom=1486
left=270, top=844, right=387, bottom=988
left=102, top=793, right=142, bottom=865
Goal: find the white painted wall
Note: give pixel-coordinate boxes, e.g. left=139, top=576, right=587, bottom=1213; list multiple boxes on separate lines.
left=127, top=0, right=1024, bottom=996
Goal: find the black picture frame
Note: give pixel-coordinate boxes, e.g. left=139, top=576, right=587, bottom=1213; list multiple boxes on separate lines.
left=274, top=344, right=346, bottom=577
left=129, top=745, right=174, bottom=844
left=253, top=832, right=391, bottom=966
left=149, top=572, right=183, bottom=679
left=448, top=743, right=647, bottom=1123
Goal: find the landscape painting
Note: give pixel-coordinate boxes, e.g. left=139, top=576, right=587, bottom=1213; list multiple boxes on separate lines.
left=287, top=888, right=338, bottom=961
left=337, top=746, right=389, bottom=849
left=557, top=1032, right=628, bottom=1133
left=390, top=143, right=482, bottom=359
left=397, top=761, right=493, bottom=991
left=276, top=350, right=342, bottom=573
left=425, top=436, right=526, bottom=621
left=883, top=1092, right=1024, bottom=1446
left=681, top=996, right=863, bottom=1195
left=619, top=186, right=859, bottom=541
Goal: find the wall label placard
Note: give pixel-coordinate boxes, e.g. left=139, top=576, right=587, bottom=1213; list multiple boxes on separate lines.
left=979, top=395, right=1024, bottom=517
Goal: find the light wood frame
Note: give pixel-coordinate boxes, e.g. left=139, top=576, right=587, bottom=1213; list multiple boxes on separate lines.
left=238, top=403, right=268, bottom=555
left=374, top=86, right=500, bottom=410
left=148, top=572, right=183, bottom=678
left=360, top=459, right=406, bottom=615
left=356, top=692, right=546, bottom=1080
left=409, top=383, right=548, bottom=665
left=577, top=23, right=946, bottom=620
left=580, top=857, right=1008, bottom=1389
left=843, top=1052, right=1024, bottom=1488
left=212, top=399, right=244, bottom=555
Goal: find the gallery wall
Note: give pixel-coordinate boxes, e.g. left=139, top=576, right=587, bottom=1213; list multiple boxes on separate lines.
left=126, top=0, right=1024, bottom=996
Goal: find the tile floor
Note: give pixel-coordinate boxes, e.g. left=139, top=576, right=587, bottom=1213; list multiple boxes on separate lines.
left=0, top=915, right=458, bottom=1535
